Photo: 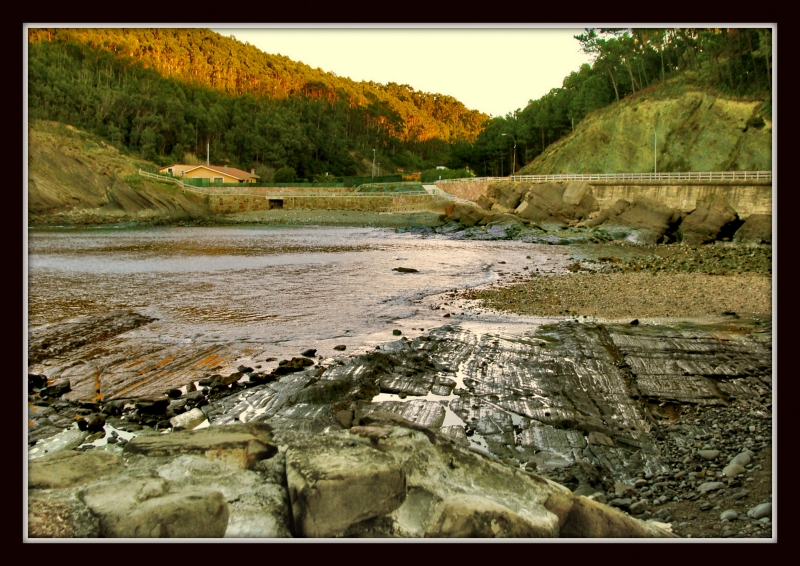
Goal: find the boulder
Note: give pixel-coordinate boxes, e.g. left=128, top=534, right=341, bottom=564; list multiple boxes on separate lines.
left=678, top=196, right=739, bottom=245
left=273, top=357, right=315, bottom=376
left=446, top=202, right=487, bottom=227
left=161, top=454, right=293, bottom=538
left=285, top=436, right=407, bottom=537
left=514, top=182, right=598, bottom=226
left=600, top=198, right=681, bottom=244
left=81, top=476, right=229, bottom=538
left=123, top=422, right=277, bottom=470
left=733, top=214, right=772, bottom=245
left=543, top=491, right=656, bottom=538
left=28, top=428, right=89, bottom=460
left=425, top=494, right=555, bottom=537
left=135, top=396, right=170, bottom=415
left=39, top=378, right=71, bottom=398
left=276, top=426, right=674, bottom=539
left=29, top=450, right=125, bottom=489
left=169, top=407, right=207, bottom=431
left=584, top=199, right=631, bottom=228
left=475, top=194, right=496, bottom=211
left=217, top=372, right=244, bottom=387
left=28, top=374, right=48, bottom=393
left=486, top=182, right=529, bottom=212
left=28, top=492, right=100, bottom=538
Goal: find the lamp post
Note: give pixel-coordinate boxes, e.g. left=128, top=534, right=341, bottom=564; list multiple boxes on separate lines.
left=501, top=133, right=517, bottom=176
left=372, top=149, right=376, bottom=178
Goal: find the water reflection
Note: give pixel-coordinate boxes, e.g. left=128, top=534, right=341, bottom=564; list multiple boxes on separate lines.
left=28, top=226, right=568, bottom=351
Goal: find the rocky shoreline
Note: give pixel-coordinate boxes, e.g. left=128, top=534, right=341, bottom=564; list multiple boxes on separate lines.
left=27, top=217, right=772, bottom=538
left=27, top=306, right=772, bottom=538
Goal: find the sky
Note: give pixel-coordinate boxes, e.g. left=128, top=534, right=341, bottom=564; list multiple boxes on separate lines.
left=212, top=27, right=594, bottom=117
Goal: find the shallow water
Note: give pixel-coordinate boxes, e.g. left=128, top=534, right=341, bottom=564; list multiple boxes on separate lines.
left=27, top=225, right=569, bottom=356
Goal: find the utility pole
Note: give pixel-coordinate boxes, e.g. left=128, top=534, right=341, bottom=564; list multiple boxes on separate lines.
left=646, top=125, right=658, bottom=174
left=207, top=142, right=210, bottom=166
left=653, top=126, right=657, bottom=174
left=372, top=149, right=376, bottom=178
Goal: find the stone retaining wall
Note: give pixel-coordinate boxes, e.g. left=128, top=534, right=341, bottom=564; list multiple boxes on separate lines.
left=208, top=194, right=439, bottom=213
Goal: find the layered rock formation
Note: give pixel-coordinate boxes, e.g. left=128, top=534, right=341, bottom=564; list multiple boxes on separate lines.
left=28, top=422, right=675, bottom=538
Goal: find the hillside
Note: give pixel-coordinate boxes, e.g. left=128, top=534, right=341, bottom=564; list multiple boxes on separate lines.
left=518, top=78, right=771, bottom=174
left=27, top=28, right=488, bottom=146
left=28, top=121, right=213, bottom=225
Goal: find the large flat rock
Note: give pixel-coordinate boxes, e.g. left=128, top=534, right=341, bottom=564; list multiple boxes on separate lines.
left=29, top=450, right=125, bottom=489
left=124, top=422, right=277, bottom=469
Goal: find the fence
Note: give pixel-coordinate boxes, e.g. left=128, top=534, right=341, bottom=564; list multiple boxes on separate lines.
left=138, top=170, right=453, bottom=204
left=435, top=171, right=772, bottom=184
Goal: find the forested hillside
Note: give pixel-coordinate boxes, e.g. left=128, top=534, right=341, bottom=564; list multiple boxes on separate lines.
left=447, top=28, right=772, bottom=175
left=27, top=28, right=772, bottom=181
left=27, top=28, right=488, bottom=179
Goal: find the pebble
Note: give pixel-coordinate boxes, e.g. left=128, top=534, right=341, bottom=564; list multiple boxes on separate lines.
left=749, top=502, right=772, bottom=520
left=730, top=452, right=752, bottom=467
left=720, top=510, right=738, bottom=521
left=731, top=490, right=750, bottom=500
left=697, top=481, right=725, bottom=494
left=723, top=463, right=745, bottom=477
left=609, top=498, right=632, bottom=510
left=697, top=449, right=720, bottom=461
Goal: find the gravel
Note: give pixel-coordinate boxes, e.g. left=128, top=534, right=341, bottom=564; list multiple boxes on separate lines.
left=470, top=272, right=771, bottom=319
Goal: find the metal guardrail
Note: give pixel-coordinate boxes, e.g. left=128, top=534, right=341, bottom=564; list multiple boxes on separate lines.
left=435, top=171, right=772, bottom=184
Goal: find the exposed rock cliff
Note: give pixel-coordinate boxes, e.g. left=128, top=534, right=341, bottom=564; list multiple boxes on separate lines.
left=518, top=83, right=771, bottom=175
left=28, top=121, right=214, bottom=225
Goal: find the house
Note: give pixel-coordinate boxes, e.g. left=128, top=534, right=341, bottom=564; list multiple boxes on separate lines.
left=158, top=164, right=259, bottom=184
left=158, top=164, right=197, bottom=177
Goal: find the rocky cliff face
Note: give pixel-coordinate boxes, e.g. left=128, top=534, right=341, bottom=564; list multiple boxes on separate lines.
left=28, top=121, right=213, bottom=225
left=518, top=85, right=771, bottom=175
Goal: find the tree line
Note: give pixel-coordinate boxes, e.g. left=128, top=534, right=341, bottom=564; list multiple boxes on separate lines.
left=28, top=28, right=772, bottom=180
left=446, top=28, right=772, bottom=176
left=27, top=29, right=490, bottom=179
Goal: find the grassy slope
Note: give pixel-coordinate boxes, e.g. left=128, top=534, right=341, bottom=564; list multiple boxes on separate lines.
left=28, top=121, right=213, bottom=225
left=519, top=77, right=772, bottom=174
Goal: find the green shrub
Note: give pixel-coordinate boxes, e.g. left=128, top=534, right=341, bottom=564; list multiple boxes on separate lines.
left=419, top=168, right=474, bottom=183
left=274, top=166, right=297, bottom=183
